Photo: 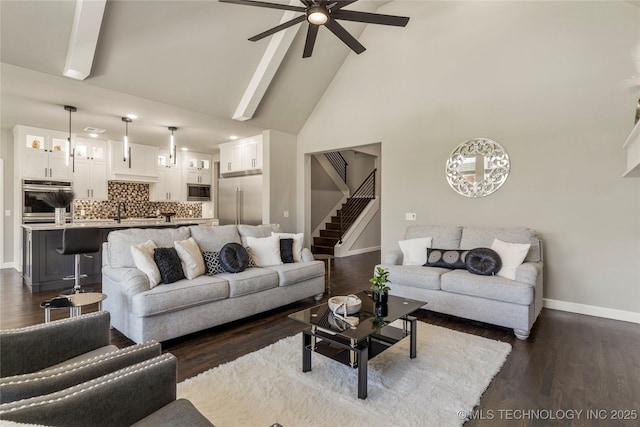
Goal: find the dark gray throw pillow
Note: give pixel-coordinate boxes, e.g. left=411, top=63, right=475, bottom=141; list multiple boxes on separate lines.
left=219, top=242, right=250, bottom=273
left=153, top=247, right=185, bottom=284
left=424, top=248, right=469, bottom=270
left=465, top=247, right=502, bottom=276
left=202, top=251, right=225, bottom=275
left=280, top=238, right=295, bottom=263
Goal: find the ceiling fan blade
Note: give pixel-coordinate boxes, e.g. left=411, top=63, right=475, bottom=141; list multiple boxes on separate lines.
left=331, top=9, right=410, bottom=27
left=219, top=0, right=306, bottom=13
left=248, top=14, right=307, bottom=41
left=324, top=18, right=365, bottom=54
left=302, top=24, right=319, bottom=58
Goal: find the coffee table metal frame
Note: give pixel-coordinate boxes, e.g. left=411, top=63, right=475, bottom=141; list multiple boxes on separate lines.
left=40, top=292, right=107, bottom=323
left=289, top=291, right=425, bottom=399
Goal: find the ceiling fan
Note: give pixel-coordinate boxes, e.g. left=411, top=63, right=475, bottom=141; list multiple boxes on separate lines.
left=219, top=0, right=410, bottom=58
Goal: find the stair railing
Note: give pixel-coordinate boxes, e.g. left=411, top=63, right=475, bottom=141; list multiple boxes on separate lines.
left=338, top=169, right=376, bottom=243
left=324, top=152, right=348, bottom=184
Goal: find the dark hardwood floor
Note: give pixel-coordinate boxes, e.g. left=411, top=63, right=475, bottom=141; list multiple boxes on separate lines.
left=1, top=253, right=638, bottom=426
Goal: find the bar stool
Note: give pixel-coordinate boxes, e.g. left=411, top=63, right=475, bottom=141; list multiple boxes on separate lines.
left=56, top=227, right=102, bottom=295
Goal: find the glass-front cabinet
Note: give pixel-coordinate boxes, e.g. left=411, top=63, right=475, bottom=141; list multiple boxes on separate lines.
left=16, top=125, right=73, bottom=180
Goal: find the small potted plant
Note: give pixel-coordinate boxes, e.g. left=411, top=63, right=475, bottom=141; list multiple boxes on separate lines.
left=369, top=266, right=391, bottom=304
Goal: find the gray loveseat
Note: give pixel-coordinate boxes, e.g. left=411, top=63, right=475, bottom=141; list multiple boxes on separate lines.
left=376, top=225, right=543, bottom=339
left=102, top=224, right=325, bottom=343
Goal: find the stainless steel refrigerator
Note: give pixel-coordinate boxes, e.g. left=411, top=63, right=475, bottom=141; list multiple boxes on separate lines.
left=218, top=173, right=263, bottom=225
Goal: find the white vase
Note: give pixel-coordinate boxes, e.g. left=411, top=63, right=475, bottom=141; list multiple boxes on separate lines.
left=55, top=208, right=66, bottom=226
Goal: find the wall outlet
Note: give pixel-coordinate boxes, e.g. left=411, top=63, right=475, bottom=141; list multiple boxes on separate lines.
left=283, top=211, right=289, bottom=218
left=4, top=210, right=10, bottom=217
left=80, top=209, right=86, bottom=216
left=406, top=212, right=417, bottom=221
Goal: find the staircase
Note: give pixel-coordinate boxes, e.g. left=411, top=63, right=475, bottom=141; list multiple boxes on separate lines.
left=312, top=169, right=376, bottom=256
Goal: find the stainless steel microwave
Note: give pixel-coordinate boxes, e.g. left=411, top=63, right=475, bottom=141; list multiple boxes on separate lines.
left=187, top=184, right=211, bottom=201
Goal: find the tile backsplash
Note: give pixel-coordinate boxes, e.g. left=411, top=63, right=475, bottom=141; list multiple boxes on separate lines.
left=73, top=182, right=202, bottom=220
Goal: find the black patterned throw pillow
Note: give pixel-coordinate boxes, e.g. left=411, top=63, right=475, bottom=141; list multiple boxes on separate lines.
left=424, top=248, right=469, bottom=270
left=202, top=251, right=225, bottom=275
left=465, top=247, right=502, bottom=276
left=245, top=247, right=257, bottom=268
left=280, top=238, right=295, bottom=263
left=153, top=247, right=185, bottom=284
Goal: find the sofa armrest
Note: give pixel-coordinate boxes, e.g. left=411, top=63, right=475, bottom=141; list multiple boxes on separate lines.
left=301, top=248, right=314, bottom=262
left=0, top=312, right=111, bottom=378
left=0, top=354, right=178, bottom=426
left=515, top=262, right=543, bottom=287
left=0, top=341, right=161, bottom=404
left=102, top=266, right=150, bottom=297
left=384, top=250, right=403, bottom=265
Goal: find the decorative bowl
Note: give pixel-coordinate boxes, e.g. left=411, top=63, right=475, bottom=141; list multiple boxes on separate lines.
left=328, top=294, right=362, bottom=315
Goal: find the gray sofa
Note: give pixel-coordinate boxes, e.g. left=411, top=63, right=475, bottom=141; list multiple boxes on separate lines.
left=376, top=225, right=543, bottom=339
left=102, top=224, right=325, bottom=343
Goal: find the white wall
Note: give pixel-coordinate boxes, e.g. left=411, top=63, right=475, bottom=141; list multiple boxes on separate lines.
left=0, top=128, right=15, bottom=267
left=263, top=129, right=297, bottom=232
left=297, top=1, right=640, bottom=315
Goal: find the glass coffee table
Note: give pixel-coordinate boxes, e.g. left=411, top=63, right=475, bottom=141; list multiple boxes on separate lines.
left=40, top=292, right=107, bottom=323
left=288, top=290, right=426, bottom=399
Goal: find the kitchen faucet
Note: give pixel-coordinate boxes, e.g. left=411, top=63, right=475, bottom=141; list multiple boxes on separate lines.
left=116, top=201, right=127, bottom=223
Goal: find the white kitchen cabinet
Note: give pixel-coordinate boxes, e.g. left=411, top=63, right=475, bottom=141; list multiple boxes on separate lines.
left=151, top=150, right=184, bottom=201
left=109, top=140, right=158, bottom=181
left=184, top=152, right=212, bottom=185
left=15, top=125, right=73, bottom=180
left=219, top=136, right=262, bottom=174
left=73, top=138, right=108, bottom=200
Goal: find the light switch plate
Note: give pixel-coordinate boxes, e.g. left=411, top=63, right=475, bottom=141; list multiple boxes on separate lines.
left=406, top=212, right=417, bottom=221
left=4, top=210, right=10, bottom=217
left=284, top=211, right=289, bottom=218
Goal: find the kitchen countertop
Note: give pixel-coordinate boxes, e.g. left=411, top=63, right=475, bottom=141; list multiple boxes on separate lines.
left=21, top=218, right=217, bottom=231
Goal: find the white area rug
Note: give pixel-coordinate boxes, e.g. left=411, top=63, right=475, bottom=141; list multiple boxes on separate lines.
left=178, top=322, right=511, bottom=427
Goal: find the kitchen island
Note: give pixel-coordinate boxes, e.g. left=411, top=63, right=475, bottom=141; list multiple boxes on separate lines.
left=21, top=218, right=216, bottom=292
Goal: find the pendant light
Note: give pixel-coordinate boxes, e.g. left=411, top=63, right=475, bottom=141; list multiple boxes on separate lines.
left=122, top=117, right=132, bottom=163
left=168, top=126, right=178, bottom=165
left=64, top=105, right=76, bottom=168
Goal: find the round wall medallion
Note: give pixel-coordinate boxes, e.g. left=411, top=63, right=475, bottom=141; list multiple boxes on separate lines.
left=445, top=138, right=510, bottom=198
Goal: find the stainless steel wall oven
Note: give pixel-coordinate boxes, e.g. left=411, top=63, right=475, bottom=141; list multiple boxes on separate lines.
left=22, top=179, right=73, bottom=223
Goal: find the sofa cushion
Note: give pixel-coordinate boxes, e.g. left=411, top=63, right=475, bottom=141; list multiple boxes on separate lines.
left=219, top=243, right=250, bottom=273
left=131, top=276, right=230, bottom=317
left=381, top=264, right=446, bottom=290
left=465, top=248, right=502, bottom=276
left=174, top=238, right=205, bottom=280
left=441, top=270, right=533, bottom=305
left=491, top=239, right=530, bottom=280
left=218, top=268, right=278, bottom=297
left=188, top=225, right=241, bottom=252
left=272, top=232, right=303, bottom=262
left=153, top=248, right=185, bottom=284
left=246, top=235, right=282, bottom=267
left=109, top=228, right=191, bottom=268
left=404, top=225, right=463, bottom=249
left=460, top=227, right=541, bottom=262
left=399, top=237, right=432, bottom=265
left=424, top=248, right=468, bottom=270
left=237, top=224, right=282, bottom=246
left=265, top=261, right=325, bottom=287
left=202, top=251, right=224, bottom=275
left=131, top=240, right=161, bottom=288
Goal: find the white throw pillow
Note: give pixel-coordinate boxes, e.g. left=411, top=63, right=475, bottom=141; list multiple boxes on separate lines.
left=272, top=232, right=304, bottom=262
left=131, top=240, right=161, bottom=288
left=246, top=235, right=283, bottom=267
left=490, top=238, right=531, bottom=280
left=174, top=237, right=205, bottom=280
left=399, top=237, right=433, bottom=266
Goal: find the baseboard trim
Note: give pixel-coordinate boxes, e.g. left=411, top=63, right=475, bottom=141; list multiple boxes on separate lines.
left=1, top=262, right=16, bottom=270
left=543, top=298, right=640, bottom=324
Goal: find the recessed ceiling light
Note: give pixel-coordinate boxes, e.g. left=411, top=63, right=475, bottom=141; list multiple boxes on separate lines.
left=126, top=113, right=138, bottom=120
left=83, top=126, right=105, bottom=133
left=181, top=147, right=189, bottom=151
left=230, top=135, right=238, bottom=140
left=89, top=133, right=99, bottom=138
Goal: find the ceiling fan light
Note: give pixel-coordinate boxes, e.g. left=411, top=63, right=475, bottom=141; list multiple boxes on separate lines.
left=307, top=6, right=328, bottom=25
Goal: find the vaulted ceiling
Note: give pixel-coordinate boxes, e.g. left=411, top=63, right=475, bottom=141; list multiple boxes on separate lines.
left=1, top=0, right=388, bottom=153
